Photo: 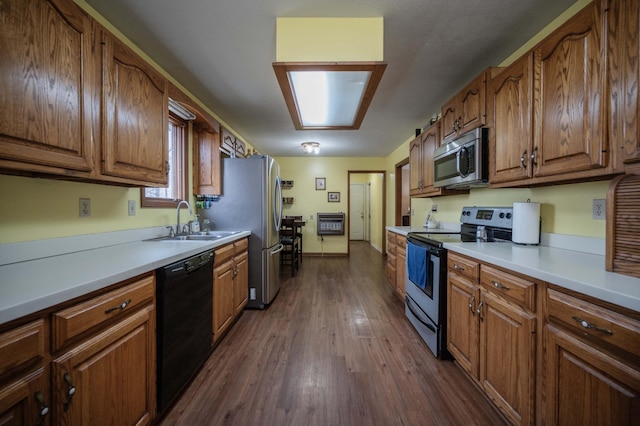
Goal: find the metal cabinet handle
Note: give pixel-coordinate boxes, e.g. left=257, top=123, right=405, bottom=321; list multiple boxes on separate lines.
left=492, top=281, right=510, bottom=290
left=34, top=390, right=49, bottom=422
left=476, top=301, right=484, bottom=321
left=572, top=316, right=613, bottom=336
left=468, top=295, right=476, bottom=315
left=63, top=372, right=76, bottom=411
left=105, top=298, right=131, bottom=314
left=530, top=146, right=538, bottom=167
left=453, top=264, right=465, bottom=271
left=520, top=150, right=528, bottom=169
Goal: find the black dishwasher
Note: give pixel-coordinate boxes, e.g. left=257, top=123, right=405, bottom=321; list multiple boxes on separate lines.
left=156, top=249, right=214, bottom=415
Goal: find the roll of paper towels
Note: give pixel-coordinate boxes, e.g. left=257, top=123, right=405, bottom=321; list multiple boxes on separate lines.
left=512, top=202, right=540, bottom=244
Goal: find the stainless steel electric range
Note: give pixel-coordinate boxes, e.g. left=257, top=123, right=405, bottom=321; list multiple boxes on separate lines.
left=405, top=206, right=514, bottom=358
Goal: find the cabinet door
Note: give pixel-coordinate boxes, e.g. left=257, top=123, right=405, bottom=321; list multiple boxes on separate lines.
left=608, top=0, right=640, bottom=169
left=194, top=126, right=221, bottom=195
left=544, top=323, right=640, bottom=426
left=420, top=124, right=438, bottom=191
left=409, top=135, right=423, bottom=195
left=52, top=305, right=155, bottom=426
left=101, top=31, right=168, bottom=185
left=213, top=260, right=234, bottom=341
left=233, top=251, right=249, bottom=314
left=488, top=54, right=533, bottom=185
left=0, top=368, right=49, bottom=426
left=447, top=274, right=480, bottom=378
left=395, top=238, right=406, bottom=299
left=0, top=0, right=94, bottom=175
left=533, top=1, right=608, bottom=178
left=458, top=74, right=487, bottom=135
left=441, top=97, right=459, bottom=144
left=479, top=290, right=536, bottom=426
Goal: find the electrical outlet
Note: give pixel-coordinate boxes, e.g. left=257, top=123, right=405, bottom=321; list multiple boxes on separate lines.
left=431, top=204, right=438, bottom=213
left=310, top=214, right=314, bottom=221
left=592, top=199, right=606, bottom=220
left=128, top=200, right=136, bottom=216
left=79, top=198, right=91, bottom=217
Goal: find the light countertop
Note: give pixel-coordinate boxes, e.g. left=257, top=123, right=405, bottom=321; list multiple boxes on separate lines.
left=386, top=225, right=640, bottom=312
left=0, top=231, right=250, bottom=325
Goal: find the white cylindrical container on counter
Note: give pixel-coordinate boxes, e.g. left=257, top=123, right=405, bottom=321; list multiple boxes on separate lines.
left=512, top=200, right=541, bottom=244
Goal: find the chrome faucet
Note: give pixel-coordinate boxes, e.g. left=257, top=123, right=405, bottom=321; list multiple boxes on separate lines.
left=176, top=200, right=193, bottom=235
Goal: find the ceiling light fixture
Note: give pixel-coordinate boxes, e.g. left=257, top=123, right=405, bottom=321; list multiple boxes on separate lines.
left=273, top=62, right=386, bottom=130
left=301, top=142, right=320, bottom=154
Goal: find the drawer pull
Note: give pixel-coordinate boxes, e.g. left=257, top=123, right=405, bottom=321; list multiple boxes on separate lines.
left=572, top=316, right=613, bottom=336
left=105, top=298, right=131, bottom=314
left=492, top=280, right=510, bottom=290
left=34, top=390, right=49, bottom=422
left=453, top=264, right=465, bottom=271
left=468, top=296, right=476, bottom=314
left=63, top=372, right=76, bottom=411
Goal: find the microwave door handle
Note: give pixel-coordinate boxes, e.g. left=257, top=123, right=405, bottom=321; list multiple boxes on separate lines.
left=457, top=147, right=470, bottom=178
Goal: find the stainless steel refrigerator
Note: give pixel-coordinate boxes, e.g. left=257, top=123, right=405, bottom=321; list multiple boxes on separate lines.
left=203, top=155, right=283, bottom=309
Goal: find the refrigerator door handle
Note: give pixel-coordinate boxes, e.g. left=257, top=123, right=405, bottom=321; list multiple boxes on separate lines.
left=270, top=243, right=284, bottom=255
left=274, top=176, right=283, bottom=231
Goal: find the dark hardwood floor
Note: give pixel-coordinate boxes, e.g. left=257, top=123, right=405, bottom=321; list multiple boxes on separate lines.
left=159, top=241, right=507, bottom=425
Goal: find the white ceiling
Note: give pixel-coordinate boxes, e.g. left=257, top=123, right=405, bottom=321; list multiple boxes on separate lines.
left=85, top=0, right=576, bottom=157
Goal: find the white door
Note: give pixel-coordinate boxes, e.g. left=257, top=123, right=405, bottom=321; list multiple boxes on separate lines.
left=350, top=183, right=365, bottom=240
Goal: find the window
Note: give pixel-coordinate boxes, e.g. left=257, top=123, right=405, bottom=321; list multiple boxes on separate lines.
left=141, top=113, right=188, bottom=207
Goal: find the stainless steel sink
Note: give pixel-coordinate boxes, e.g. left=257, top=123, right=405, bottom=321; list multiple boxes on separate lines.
left=146, top=230, right=242, bottom=242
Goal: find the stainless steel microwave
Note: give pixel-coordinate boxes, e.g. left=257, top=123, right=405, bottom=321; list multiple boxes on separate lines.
left=433, top=127, right=488, bottom=189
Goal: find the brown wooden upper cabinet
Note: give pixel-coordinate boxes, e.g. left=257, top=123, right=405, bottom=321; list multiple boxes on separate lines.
left=410, top=122, right=468, bottom=198
left=0, top=0, right=95, bottom=177
left=100, top=30, right=169, bottom=186
left=490, top=0, right=625, bottom=187
left=488, top=53, right=534, bottom=184
left=193, top=125, right=222, bottom=195
left=608, top=0, right=640, bottom=172
left=441, top=69, right=495, bottom=145
left=0, top=0, right=170, bottom=187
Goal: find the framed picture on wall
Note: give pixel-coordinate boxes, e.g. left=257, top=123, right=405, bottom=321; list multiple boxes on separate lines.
left=328, top=192, right=340, bottom=202
left=315, top=177, right=326, bottom=190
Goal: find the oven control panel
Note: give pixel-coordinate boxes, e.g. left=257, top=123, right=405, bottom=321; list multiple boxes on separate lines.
left=460, top=206, right=513, bottom=229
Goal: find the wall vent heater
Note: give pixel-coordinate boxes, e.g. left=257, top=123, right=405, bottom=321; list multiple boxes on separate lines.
left=317, top=212, right=345, bottom=235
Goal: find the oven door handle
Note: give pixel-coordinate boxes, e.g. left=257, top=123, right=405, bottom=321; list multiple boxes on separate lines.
left=406, top=296, right=436, bottom=332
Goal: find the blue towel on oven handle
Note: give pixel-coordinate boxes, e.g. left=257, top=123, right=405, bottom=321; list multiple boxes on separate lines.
left=407, top=242, right=427, bottom=289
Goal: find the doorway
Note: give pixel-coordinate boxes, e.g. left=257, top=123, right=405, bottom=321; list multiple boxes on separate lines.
left=348, top=170, right=386, bottom=255
left=395, top=158, right=410, bottom=226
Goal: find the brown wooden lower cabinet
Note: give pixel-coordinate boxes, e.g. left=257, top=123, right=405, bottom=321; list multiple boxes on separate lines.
left=447, top=253, right=536, bottom=425
left=386, top=231, right=406, bottom=299
left=0, top=273, right=156, bottom=426
left=213, top=238, right=248, bottom=343
left=543, top=323, right=640, bottom=425
left=52, top=306, right=155, bottom=425
left=448, top=251, right=640, bottom=425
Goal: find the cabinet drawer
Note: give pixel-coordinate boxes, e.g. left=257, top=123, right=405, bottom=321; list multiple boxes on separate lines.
left=386, top=265, right=396, bottom=285
left=547, top=288, right=640, bottom=358
left=52, top=274, right=154, bottom=351
left=387, top=252, right=396, bottom=267
left=387, top=232, right=397, bottom=245
left=448, top=252, right=479, bottom=281
left=234, top=237, right=248, bottom=253
left=397, top=236, right=406, bottom=250
left=0, top=320, right=45, bottom=377
left=480, top=265, right=536, bottom=311
left=215, top=243, right=235, bottom=265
